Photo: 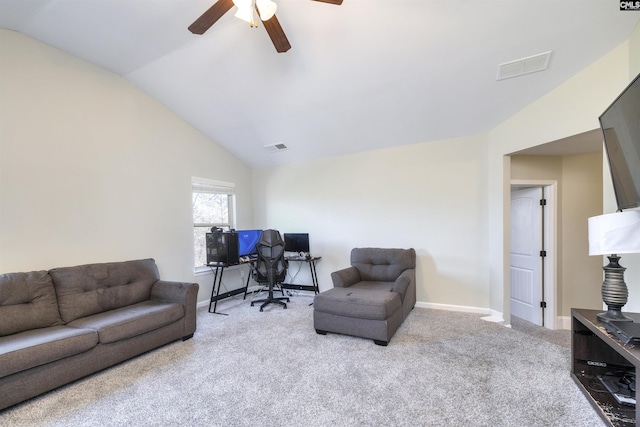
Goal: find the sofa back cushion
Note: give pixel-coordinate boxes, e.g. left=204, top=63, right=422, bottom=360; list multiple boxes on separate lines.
left=351, top=248, right=416, bottom=282
left=49, top=259, right=160, bottom=323
left=0, top=271, right=63, bottom=336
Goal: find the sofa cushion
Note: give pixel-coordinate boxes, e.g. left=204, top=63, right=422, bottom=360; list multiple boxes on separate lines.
left=67, top=300, right=184, bottom=344
left=0, top=271, right=63, bottom=336
left=50, top=259, right=161, bottom=323
left=313, top=287, right=401, bottom=321
left=0, top=326, right=98, bottom=378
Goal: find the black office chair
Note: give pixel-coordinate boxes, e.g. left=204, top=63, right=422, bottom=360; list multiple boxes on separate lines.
left=251, top=229, right=290, bottom=311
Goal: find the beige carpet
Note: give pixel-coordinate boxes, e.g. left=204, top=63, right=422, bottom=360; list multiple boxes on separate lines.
left=0, top=293, right=605, bottom=426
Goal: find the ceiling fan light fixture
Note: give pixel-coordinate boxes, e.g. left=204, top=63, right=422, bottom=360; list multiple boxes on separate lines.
left=234, top=6, right=254, bottom=24
left=256, top=0, right=277, bottom=21
left=232, top=0, right=251, bottom=7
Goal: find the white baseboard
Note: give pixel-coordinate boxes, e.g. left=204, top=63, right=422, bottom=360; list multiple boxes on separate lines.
left=415, top=302, right=510, bottom=327
left=557, top=316, right=571, bottom=330
left=414, top=301, right=491, bottom=315
left=198, top=297, right=570, bottom=329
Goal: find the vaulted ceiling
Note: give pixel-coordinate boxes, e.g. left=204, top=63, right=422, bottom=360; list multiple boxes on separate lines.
left=1, top=1, right=638, bottom=167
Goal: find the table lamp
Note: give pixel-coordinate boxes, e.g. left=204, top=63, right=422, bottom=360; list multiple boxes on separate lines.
left=588, top=210, right=640, bottom=323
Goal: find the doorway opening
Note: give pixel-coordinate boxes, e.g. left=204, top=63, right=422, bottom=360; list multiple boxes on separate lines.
left=510, top=180, right=557, bottom=329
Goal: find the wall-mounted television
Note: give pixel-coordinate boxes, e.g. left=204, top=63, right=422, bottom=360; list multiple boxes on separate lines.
left=599, top=72, right=640, bottom=210
left=237, top=229, right=262, bottom=257
left=283, top=233, right=310, bottom=254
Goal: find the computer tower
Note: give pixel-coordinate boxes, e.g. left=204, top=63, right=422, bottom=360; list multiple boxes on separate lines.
left=206, top=231, right=239, bottom=265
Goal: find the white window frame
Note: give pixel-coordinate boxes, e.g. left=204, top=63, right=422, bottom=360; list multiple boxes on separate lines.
left=192, top=177, right=236, bottom=273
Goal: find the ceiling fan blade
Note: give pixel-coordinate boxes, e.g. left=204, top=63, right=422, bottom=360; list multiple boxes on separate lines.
left=262, top=15, right=291, bottom=53
left=312, top=0, right=343, bottom=5
left=188, top=0, right=235, bottom=35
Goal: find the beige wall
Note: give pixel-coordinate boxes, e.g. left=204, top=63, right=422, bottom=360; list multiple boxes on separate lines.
left=511, top=153, right=604, bottom=318
left=606, top=21, right=640, bottom=313
left=253, top=134, right=491, bottom=310
left=561, top=152, right=603, bottom=313
left=1, top=20, right=638, bottom=319
left=489, top=21, right=640, bottom=323
left=0, top=30, right=254, bottom=302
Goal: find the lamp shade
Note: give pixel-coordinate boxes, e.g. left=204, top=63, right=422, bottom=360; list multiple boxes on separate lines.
left=588, top=211, right=640, bottom=255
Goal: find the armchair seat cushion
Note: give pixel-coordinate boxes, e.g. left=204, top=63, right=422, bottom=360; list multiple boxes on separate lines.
left=348, top=281, right=394, bottom=292
left=314, top=287, right=401, bottom=321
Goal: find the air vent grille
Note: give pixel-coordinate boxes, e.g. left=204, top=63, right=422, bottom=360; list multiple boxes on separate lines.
left=264, top=142, right=289, bottom=153
left=497, top=51, right=552, bottom=81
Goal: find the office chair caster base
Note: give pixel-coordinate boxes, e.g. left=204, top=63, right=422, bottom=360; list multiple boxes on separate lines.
left=253, top=296, right=289, bottom=312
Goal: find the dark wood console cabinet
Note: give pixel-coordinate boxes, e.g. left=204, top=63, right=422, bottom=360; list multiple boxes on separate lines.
left=572, top=308, right=639, bottom=426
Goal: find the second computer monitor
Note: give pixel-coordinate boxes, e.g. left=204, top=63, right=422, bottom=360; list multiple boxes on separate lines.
left=284, top=233, right=310, bottom=254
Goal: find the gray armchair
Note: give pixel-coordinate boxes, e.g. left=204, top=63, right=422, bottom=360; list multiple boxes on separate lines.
left=313, top=248, right=416, bottom=345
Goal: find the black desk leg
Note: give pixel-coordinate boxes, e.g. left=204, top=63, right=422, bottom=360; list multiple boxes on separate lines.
left=208, top=266, right=228, bottom=315
left=309, top=260, right=320, bottom=294
left=243, top=269, right=251, bottom=300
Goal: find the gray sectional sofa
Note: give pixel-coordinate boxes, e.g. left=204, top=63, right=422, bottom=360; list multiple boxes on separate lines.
left=0, top=258, right=199, bottom=410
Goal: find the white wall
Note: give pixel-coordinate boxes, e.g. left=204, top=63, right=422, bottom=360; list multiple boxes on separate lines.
left=253, top=134, right=491, bottom=310
left=2, top=22, right=639, bottom=317
left=0, top=30, right=254, bottom=303
left=488, top=34, right=638, bottom=322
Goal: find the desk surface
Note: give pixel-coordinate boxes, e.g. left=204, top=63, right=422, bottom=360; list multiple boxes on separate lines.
left=207, top=255, right=320, bottom=267
left=285, top=255, right=321, bottom=262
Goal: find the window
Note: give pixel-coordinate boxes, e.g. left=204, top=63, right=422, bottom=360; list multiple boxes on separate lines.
left=192, top=177, right=235, bottom=270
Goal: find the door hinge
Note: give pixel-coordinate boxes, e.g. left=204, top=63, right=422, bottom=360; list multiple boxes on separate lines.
left=540, top=301, right=547, bottom=309
left=540, top=198, right=547, bottom=206
left=540, top=250, right=547, bottom=257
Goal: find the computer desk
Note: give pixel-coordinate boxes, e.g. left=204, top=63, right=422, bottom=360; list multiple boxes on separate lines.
left=206, top=262, right=249, bottom=315
left=281, top=256, right=322, bottom=294
left=207, top=256, right=322, bottom=316
left=207, top=256, right=321, bottom=314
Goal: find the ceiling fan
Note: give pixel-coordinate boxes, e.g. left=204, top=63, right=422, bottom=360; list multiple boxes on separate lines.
left=188, top=0, right=343, bottom=53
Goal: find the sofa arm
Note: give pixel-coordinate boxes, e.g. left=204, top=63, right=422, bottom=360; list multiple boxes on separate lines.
left=390, top=272, right=412, bottom=302
left=151, top=280, right=199, bottom=339
left=331, top=267, right=361, bottom=288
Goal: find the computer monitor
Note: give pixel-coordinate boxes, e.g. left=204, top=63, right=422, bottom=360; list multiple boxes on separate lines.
left=237, top=229, right=262, bottom=257
left=283, top=233, right=310, bottom=253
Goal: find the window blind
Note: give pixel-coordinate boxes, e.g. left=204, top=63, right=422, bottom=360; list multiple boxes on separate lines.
left=191, top=177, right=235, bottom=195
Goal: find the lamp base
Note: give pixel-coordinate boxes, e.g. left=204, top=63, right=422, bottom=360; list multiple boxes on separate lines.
left=597, top=255, right=631, bottom=323
left=597, top=308, right=633, bottom=323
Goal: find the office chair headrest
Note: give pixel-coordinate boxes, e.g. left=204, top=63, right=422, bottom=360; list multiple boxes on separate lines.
left=258, top=229, right=283, bottom=247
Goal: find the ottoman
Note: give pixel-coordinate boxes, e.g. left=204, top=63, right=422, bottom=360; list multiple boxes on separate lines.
left=313, top=286, right=404, bottom=346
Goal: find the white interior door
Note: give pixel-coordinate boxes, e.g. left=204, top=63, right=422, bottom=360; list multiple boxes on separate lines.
left=510, top=187, right=543, bottom=325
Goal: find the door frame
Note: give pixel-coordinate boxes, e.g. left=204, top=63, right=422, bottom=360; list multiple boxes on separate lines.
left=511, top=179, right=558, bottom=329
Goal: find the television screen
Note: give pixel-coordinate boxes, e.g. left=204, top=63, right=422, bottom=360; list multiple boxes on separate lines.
left=284, top=233, right=310, bottom=253
left=237, top=229, right=262, bottom=257
left=599, top=72, right=640, bottom=210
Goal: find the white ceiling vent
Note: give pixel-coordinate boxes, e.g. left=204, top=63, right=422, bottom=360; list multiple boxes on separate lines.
left=496, top=51, right=552, bottom=81
left=264, top=142, right=289, bottom=153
